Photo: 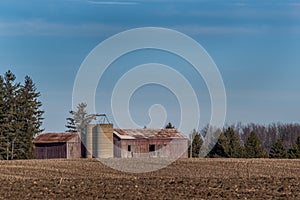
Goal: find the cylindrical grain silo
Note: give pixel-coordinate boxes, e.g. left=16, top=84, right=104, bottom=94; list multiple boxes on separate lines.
left=85, top=124, right=94, bottom=158
left=96, top=124, right=114, bottom=158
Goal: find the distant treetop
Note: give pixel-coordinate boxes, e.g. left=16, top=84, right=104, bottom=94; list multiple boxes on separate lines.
left=165, top=122, right=175, bottom=129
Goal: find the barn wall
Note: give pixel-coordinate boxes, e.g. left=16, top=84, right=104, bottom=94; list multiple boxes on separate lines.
left=67, top=142, right=81, bottom=159
left=113, top=136, right=121, bottom=158
left=34, top=143, right=67, bottom=159
left=66, top=133, right=82, bottom=159
left=117, top=139, right=188, bottom=158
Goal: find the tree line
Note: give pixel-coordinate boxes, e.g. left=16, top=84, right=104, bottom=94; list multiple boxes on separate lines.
left=189, top=123, right=300, bottom=159
left=66, top=106, right=300, bottom=159
left=0, top=71, right=44, bottom=160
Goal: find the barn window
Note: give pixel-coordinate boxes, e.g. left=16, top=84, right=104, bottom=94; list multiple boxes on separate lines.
left=128, top=145, right=131, bottom=152
left=149, top=144, right=155, bottom=152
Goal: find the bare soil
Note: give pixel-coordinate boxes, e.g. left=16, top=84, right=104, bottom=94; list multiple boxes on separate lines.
left=0, top=158, right=299, bottom=199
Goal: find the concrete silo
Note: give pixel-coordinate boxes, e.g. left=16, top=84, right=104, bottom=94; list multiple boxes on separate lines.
left=85, top=124, right=94, bottom=158
left=84, top=123, right=113, bottom=158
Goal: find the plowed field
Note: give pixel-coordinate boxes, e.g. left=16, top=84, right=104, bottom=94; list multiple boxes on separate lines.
left=0, top=158, right=299, bottom=199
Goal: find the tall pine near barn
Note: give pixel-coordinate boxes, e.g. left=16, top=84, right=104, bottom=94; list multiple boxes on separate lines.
left=2, top=71, right=19, bottom=160
left=0, top=71, right=44, bottom=160
left=17, top=76, right=44, bottom=159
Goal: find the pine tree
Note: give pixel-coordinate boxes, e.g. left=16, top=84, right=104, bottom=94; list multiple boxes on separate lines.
left=0, top=71, right=44, bottom=160
left=288, top=148, right=296, bottom=159
left=67, top=103, right=96, bottom=134
left=66, top=103, right=95, bottom=158
left=288, top=136, right=300, bottom=158
left=165, top=122, right=175, bottom=129
left=2, top=70, right=19, bottom=160
left=208, top=127, right=244, bottom=158
left=244, top=131, right=267, bottom=158
left=294, top=136, right=300, bottom=158
left=65, top=111, right=77, bottom=132
left=201, top=128, right=222, bottom=158
left=208, top=132, right=228, bottom=158
left=224, top=127, right=244, bottom=158
left=16, top=76, right=44, bottom=159
left=269, top=139, right=287, bottom=158
left=188, top=129, right=203, bottom=157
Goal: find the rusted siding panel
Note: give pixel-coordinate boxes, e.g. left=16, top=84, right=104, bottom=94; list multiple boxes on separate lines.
left=33, top=133, right=80, bottom=143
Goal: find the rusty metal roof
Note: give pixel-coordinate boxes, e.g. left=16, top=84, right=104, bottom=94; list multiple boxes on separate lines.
left=33, top=133, right=80, bottom=143
left=113, top=128, right=187, bottom=140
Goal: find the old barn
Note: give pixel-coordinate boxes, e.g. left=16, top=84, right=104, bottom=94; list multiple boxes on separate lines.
left=113, top=128, right=188, bottom=158
left=33, top=133, right=81, bottom=159
left=33, top=124, right=188, bottom=159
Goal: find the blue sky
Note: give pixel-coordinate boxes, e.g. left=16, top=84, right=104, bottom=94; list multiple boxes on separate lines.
left=0, top=0, right=300, bottom=132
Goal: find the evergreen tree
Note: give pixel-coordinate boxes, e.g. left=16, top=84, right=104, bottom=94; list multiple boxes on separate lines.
left=67, top=103, right=96, bottom=134
left=208, top=132, right=228, bottom=158
left=65, top=110, right=77, bottom=132
left=208, top=128, right=244, bottom=158
left=188, top=129, right=203, bottom=157
left=224, top=127, right=244, bottom=158
left=269, top=139, right=287, bottom=158
left=288, top=136, right=300, bottom=158
left=288, top=148, right=296, bottom=159
left=0, top=71, right=44, bottom=160
left=201, top=128, right=222, bottom=158
left=294, top=136, right=300, bottom=158
left=244, top=131, right=267, bottom=158
left=2, top=70, right=19, bottom=160
left=66, top=103, right=95, bottom=158
left=165, top=122, right=175, bottom=129
left=16, top=76, right=44, bottom=159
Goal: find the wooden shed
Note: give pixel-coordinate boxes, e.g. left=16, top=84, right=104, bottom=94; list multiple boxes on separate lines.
left=33, top=133, right=81, bottom=159
left=113, top=128, right=188, bottom=158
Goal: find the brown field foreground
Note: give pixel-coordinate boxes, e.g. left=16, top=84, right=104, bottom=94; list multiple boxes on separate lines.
left=0, top=158, right=299, bottom=199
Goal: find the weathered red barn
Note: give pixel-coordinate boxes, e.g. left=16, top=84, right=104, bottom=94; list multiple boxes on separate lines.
left=113, top=128, right=188, bottom=158
left=33, top=133, right=81, bottom=159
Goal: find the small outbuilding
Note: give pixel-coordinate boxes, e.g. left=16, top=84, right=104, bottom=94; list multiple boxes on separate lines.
left=33, top=133, right=81, bottom=159
left=113, top=128, right=188, bottom=158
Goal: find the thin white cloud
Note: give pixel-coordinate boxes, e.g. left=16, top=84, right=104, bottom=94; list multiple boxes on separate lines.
left=87, top=0, right=138, bottom=5
left=1, top=20, right=299, bottom=37
left=0, top=20, right=130, bottom=37
left=170, top=24, right=266, bottom=35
